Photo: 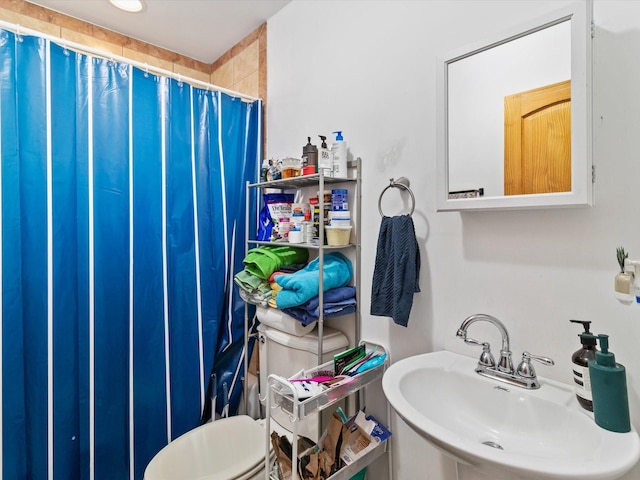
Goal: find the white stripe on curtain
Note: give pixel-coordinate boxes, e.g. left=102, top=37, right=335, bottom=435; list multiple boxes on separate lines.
left=190, top=87, right=206, bottom=410
left=160, top=80, right=172, bottom=443
left=217, top=92, right=230, bottom=293
left=45, top=38, right=54, bottom=480
left=216, top=92, right=234, bottom=353
left=87, top=60, right=96, bottom=480
left=128, top=63, right=135, bottom=480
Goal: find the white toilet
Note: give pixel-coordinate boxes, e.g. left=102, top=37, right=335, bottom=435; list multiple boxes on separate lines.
left=144, top=324, right=349, bottom=479
left=143, top=415, right=269, bottom=480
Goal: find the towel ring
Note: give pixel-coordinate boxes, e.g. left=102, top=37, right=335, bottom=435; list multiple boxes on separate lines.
left=378, top=177, right=415, bottom=217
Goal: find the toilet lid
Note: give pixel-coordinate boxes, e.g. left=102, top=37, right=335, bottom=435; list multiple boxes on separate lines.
left=144, top=415, right=266, bottom=480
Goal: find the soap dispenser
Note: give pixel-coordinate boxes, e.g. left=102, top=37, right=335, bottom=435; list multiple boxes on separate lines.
left=569, top=320, right=597, bottom=412
left=302, top=136, right=318, bottom=169
left=318, top=135, right=332, bottom=177
left=589, top=334, right=631, bottom=433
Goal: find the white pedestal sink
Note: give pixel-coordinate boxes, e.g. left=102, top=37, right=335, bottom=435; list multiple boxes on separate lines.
left=382, top=350, right=640, bottom=480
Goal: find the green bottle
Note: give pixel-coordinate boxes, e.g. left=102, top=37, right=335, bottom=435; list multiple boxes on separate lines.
left=588, top=334, right=631, bottom=433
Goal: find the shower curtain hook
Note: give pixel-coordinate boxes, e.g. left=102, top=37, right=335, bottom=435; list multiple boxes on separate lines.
left=61, top=39, right=69, bottom=56
left=143, top=63, right=149, bottom=77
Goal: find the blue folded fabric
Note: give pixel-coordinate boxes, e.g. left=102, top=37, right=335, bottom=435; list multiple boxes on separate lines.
left=275, top=253, right=353, bottom=309
left=283, top=303, right=356, bottom=326
left=282, top=286, right=357, bottom=326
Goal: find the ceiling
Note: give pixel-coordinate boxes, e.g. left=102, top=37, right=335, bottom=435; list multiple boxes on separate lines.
left=25, top=0, right=291, bottom=64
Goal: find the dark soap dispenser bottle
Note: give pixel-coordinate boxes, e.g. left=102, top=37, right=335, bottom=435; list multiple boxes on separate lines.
left=589, top=334, right=631, bottom=433
left=570, top=319, right=597, bottom=411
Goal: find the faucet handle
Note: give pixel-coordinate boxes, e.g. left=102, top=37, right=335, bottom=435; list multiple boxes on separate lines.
left=478, top=342, right=496, bottom=368
left=456, top=328, right=497, bottom=368
left=456, top=329, right=487, bottom=349
left=460, top=335, right=495, bottom=368
left=516, top=351, right=555, bottom=378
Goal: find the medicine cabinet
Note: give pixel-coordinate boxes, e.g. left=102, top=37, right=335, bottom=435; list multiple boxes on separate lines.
left=436, top=0, right=593, bottom=211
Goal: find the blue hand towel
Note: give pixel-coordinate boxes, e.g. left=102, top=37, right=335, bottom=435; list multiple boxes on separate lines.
left=370, top=215, right=420, bottom=327
left=275, top=253, right=353, bottom=309
left=282, top=286, right=357, bottom=326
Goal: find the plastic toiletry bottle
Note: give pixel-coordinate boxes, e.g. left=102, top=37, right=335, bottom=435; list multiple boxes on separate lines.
left=302, top=137, right=318, bottom=170
left=330, top=131, right=348, bottom=178
left=260, top=159, right=270, bottom=183
left=318, top=135, right=333, bottom=177
left=569, top=319, right=597, bottom=412
left=588, top=334, right=631, bottom=433
left=301, top=208, right=313, bottom=244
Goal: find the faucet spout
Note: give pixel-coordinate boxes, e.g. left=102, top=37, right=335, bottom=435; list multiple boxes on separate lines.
left=456, top=313, right=552, bottom=389
left=458, top=313, right=510, bottom=353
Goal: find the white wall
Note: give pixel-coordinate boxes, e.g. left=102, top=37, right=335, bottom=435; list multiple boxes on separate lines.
left=267, top=1, right=640, bottom=479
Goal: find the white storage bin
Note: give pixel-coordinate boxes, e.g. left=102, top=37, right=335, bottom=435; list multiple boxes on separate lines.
left=258, top=324, right=348, bottom=441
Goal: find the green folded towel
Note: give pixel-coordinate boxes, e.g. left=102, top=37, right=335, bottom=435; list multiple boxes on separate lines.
left=243, top=245, right=309, bottom=280
left=234, top=269, right=266, bottom=292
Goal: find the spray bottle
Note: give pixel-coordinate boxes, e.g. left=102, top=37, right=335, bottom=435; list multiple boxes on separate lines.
left=330, top=131, right=348, bottom=178
left=318, top=135, right=332, bottom=177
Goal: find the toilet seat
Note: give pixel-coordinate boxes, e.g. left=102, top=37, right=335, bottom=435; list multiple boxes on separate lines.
left=144, top=415, right=268, bottom=480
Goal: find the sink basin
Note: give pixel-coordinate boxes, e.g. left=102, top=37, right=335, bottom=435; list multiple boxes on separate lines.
left=382, top=350, right=640, bottom=480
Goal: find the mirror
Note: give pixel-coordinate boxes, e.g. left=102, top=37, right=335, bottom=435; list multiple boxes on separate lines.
left=436, top=1, right=593, bottom=211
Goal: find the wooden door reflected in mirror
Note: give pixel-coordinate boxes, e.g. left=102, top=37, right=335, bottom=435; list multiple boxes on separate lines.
left=504, top=80, right=571, bottom=195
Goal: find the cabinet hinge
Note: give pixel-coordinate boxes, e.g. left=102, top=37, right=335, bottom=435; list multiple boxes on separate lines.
left=592, top=164, right=596, bottom=183
left=591, top=20, right=595, bottom=39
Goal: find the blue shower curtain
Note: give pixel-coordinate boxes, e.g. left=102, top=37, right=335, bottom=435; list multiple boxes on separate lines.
left=0, top=30, right=260, bottom=480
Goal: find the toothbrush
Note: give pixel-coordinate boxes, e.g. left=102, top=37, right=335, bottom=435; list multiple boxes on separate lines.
left=343, top=347, right=379, bottom=375
left=352, top=353, right=387, bottom=375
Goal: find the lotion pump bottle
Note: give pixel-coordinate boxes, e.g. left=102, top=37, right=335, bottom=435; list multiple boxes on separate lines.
left=330, top=131, right=348, bottom=178
left=569, top=319, right=596, bottom=411
left=589, top=334, right=631, bottom=433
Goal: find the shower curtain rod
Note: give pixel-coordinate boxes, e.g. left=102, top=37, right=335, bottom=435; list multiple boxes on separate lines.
left=0, top=19, right=261, bottom=102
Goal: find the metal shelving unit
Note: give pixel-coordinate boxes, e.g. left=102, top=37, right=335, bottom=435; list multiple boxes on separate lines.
left=243, top=158, right=362, bottom=397
left=240, top=159, right=389, bottom=480
left=265, top=343, right=389, bottom=480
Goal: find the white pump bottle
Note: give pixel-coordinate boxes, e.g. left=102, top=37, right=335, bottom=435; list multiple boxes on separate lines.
left=331, top=131, right=348, bottom=178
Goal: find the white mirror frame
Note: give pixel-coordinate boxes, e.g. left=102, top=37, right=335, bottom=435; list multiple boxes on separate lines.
left=436, top=1, right=593, bottom=212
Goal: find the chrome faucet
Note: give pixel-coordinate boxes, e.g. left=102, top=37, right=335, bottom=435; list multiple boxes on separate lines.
left=456, top=314, right=554, bottom=389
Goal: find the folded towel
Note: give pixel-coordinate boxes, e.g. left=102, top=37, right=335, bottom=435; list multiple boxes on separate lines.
left=370, top=215, right=420, bottom=327
left=234, top=269, right=266, bottom=293
left=283, top=303, right=356, bottom=326
left=243, top=246, right=309, bottom=280
left=299, top=285, right=356, bottom=311
left=275, top=253, right=353, bottom=309
left=238, top=287, right=272, bottom=307
left=282, top=286, right=357, bottom=326
left=268, top=282, right=282, bottom=308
